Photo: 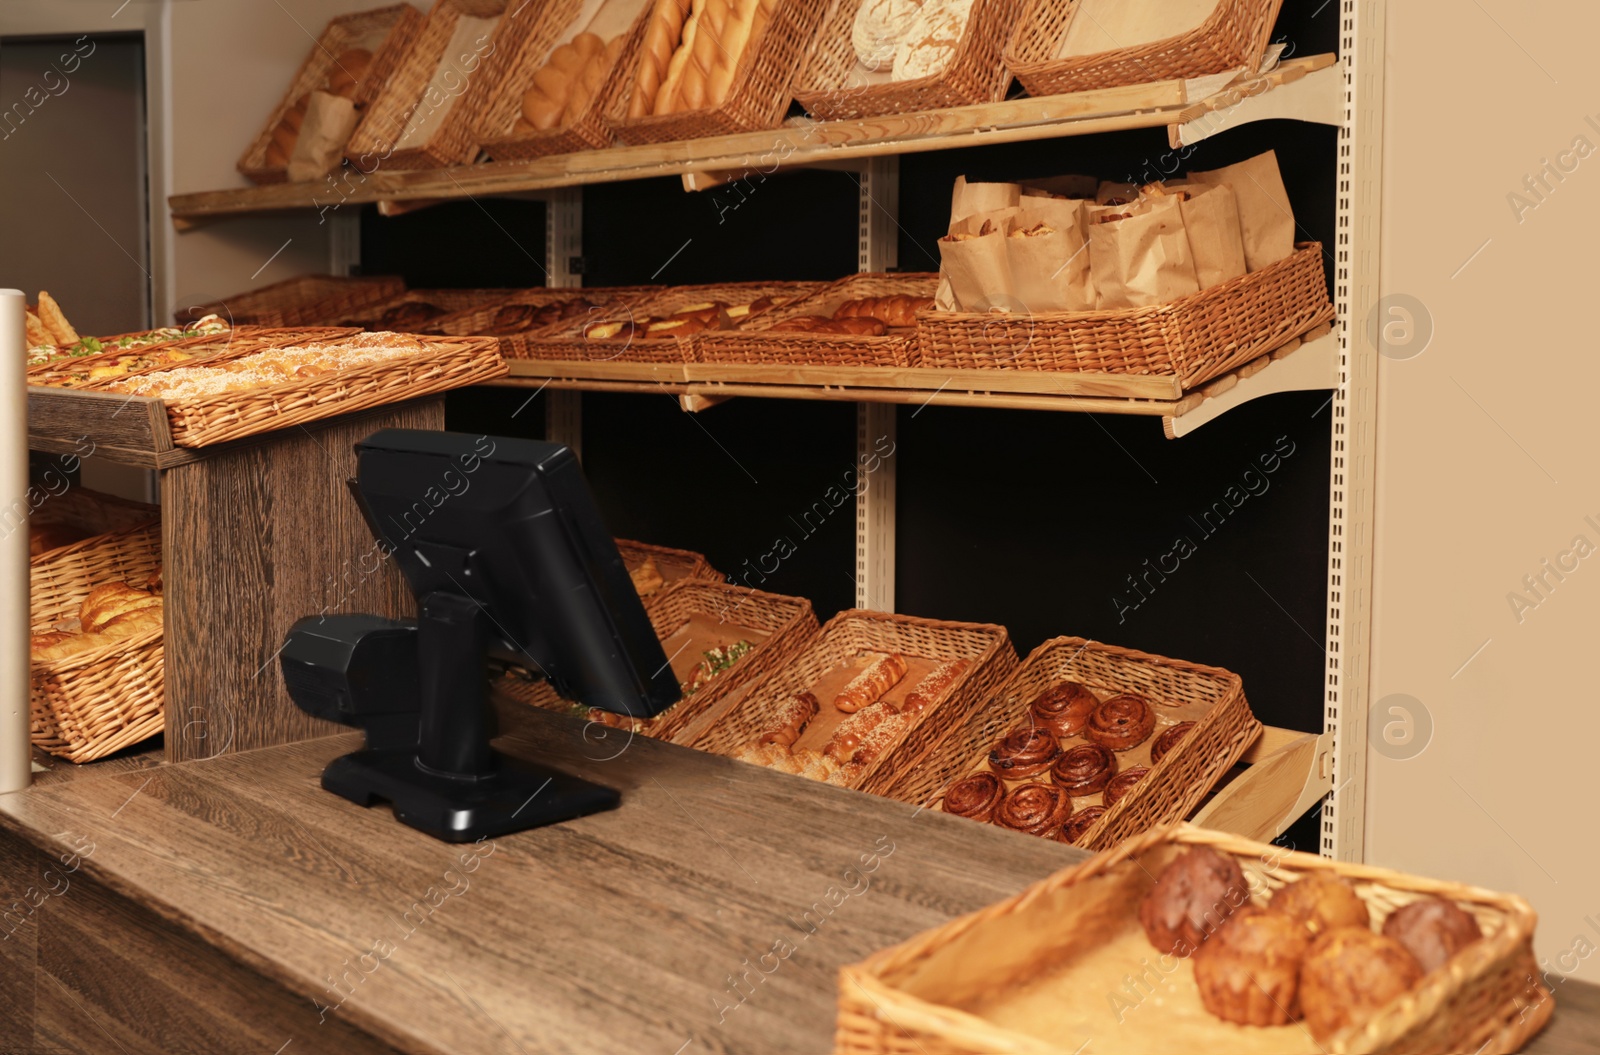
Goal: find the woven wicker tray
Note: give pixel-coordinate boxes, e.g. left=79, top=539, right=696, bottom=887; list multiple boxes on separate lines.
left=696, top=272, right=936, bottom=369
left=837, top=824, right=1553, bottom=1055
left=30, top=522, right=165, bottom=764
left=617, top=537, right=723, bottom=596
left=913, top=242, right=1332, bottom=388
left=26, top=328, right=361, bottom=389
left=793, top=0, right=1021, bottom=121
left=328, top=288, right=520, bottom=329
left=237, top=4, right=424, bottom=185
left=475, top=0, right=651, bottom=159
left=1005, top=0, right=1284, bottom=96
left=603, top=0, right=827, bottom=145
left=691, top=609, right=1017, bottom=794
left=881, top=636, right=1260, bottom=852
left=182, top=275, right=405, bottom=327
left=427, top=286, right=659, bottom=338
left=497, top=579, right=816, bottom=743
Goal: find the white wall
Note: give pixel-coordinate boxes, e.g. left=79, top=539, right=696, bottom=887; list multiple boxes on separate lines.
left=1370, top=3, right=1600, bottom=973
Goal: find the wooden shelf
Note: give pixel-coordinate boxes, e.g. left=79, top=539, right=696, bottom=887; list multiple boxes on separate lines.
left=486, top=325, right=1337, bottom=435
left=167, top=55, right=1337, bottom=226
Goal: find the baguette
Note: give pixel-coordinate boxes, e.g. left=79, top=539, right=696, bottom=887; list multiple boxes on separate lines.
left=833, top=651, right=907, bottom=713
left=708, top=0, right=773, bottom=105
left=632, top=0, right=693, bottom=118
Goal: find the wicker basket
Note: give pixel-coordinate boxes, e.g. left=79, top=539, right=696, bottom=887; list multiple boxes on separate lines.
left=603, top=0, right=828, bottom=145
left=345, top=0, right=566, bottom=170
left=237, top=5, right=424, bottom=185
left=837, top=824, right=1553, bottom=1055
left=498, top=579, right=816, bottom=743
left=30, top=329, right=365, bottom=391
left=793, top=0, right=1021, bottom=120
left=1005, top=0, right=1284, bottom=96
left=697, top=272, right=936, bottom=368
left=181, top=275, right=405, bottom=328
left=26, top=488, right=160, bottom=558
left=329, top=288, right=520, bottom=330
left=692, top=609, right=1017, bottom=795
left=521, top=282, right=820, bottom=364
left=617, top=537, right=723, bottom=592
left=29, top=522, right=165, bottom=764
left=475, top=0, right=651, bottom=159
left=427, top=286, right=660, bottom=338
left=881, top=636, right=1260, bottom=852
left=913, top=242, right=1332, bottom=388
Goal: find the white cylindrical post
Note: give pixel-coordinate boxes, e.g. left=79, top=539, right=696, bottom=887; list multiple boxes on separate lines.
left=0, top=290, right=31, bottom=791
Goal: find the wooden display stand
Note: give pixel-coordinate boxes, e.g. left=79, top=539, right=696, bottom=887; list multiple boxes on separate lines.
left=27, top=389, right=441, bottom=763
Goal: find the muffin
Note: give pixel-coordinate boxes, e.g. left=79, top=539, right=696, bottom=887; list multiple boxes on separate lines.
left=1049, top=743, right=1118, bottom=796
left=1027, top=681, right=1099, bottom=738
left=1271, top=872, right=1371, bottom=937
left=1084, top=694, right=1156, bottom=751
left=992, top=783, right=1072, bottom=838
left=1138, top=846, right=1251, bottom=956
left=987, top=726, right=1062, bottom=779
left=1299, top=927, right=1425, bottom=1042
left=1381, top=897, right=1484, bottom=973
left=942, top=773, right=1004, bottom=822
left=1193, top=907, right=1312, bottom=1026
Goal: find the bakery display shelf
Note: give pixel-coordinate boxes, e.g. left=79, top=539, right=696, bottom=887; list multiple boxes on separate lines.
left=166, top=54, right=1336, bottom=226
left=488, top=326, right=1336, bottom=435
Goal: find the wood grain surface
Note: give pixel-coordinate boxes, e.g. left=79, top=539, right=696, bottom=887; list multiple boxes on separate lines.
left=1, top=703, right=1594, bottom=1054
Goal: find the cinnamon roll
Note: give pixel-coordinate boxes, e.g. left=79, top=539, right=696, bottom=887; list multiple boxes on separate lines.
left=993, top=783, right=1072, bottom=837
left=987, top=726, right=1062, bottom=779
left=1049, top=743, right=1118, bottom=796
left=1084, top=694, right=1156, bottom=751
left=1058, top=805, right=1106, bottom=845
left=1104, top=766, right=1149, bottom=805
left=1151, top=721, right=1195, bottom=765
left=942, top=773, right=1005, bottom=822
left=1028, top=681, right=1099, bottom=738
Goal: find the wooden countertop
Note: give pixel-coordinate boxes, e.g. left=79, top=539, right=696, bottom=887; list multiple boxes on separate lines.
left=3, top=707, right=1596, bottom=1054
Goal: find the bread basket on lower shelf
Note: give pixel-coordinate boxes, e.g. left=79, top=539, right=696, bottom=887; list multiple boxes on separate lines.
left=29, top=522, right=165, bottom=764
left=694, top=272, right=937, bottom=369
left=837, top=824, right=1552, bottom=1055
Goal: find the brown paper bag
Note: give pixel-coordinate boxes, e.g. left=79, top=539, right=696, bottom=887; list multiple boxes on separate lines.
left=1174, top=183, right=1247, bottom=290
left=937, top=210, right=1020, bottom=312
left=949, top=176, right=1021, bottom=225
left=1189, top=151, right=1294, bottom=271
left=288, top=91, right=360, bottom=182
left=1006, top=197, right=1093, bottom=312
left=1097, top=180, right=1140, bottom=205
left=1088, top=196, right=1199, bottom=309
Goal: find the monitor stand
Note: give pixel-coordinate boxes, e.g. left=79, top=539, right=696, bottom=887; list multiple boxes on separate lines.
left=320, top=592, right=620, bottom=842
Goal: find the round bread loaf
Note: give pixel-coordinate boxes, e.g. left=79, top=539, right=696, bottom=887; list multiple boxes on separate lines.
left=852, top=0, right=924, bottom=71
left=890, top=0, right=973, bottom=82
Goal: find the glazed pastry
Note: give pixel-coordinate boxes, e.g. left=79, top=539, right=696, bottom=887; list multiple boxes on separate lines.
left=833, top=294, right=933, bottom=328
left=1049, top=743, right=1118, bottom=796
left=758, top=692, right=820, bottom=748
left=824, top=701, right=896, bottom=762
left=1138, top=845, right=1249, bottom=956
left=793, top=748, right=840, bottom=783
left=987, top=726, right=1061, bottom=779
left=1271, top=873, right=1371, bottom=938
left=848, top=711, right=909, bottom=767
left=942, top=773, right=1004, bottom=822
left=834, top=651, right=908, bottom=713
left=993, top=783, right=1072, bottom=837
left=1150, top=721, right=1195, bottom=765
left=735, top=740, right=791, bottom=766
left=901, top=658, right=968, bottom=715
left=1381, top=896, right=1484, bottom=973
left=1084, top=694, right=1156, bottom=751
left=1028, top=681, right=1099, bottom=738
left=1104, top=766, right=1148, bottom=805
left=1299, top=927, right=1425, bottom=1042
left=1193, top=907, right=1312, bottom=1026
left=1057, top=805, right=1106, bottom=845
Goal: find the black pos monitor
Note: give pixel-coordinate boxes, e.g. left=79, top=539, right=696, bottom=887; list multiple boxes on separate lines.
left=279, top=430, right=680, bottom=842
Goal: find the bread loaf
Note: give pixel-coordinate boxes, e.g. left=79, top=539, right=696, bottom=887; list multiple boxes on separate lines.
left=852, top=0, right=924, bottom=71
left=633, top=0, right=694, bottom=117
left=834, top=294, right=933, bottom=328
left=891, top=0, right=973, bottom=82
left=265, top=94, right=310, bottom=167
left=707, top=0, right=772, bottom=105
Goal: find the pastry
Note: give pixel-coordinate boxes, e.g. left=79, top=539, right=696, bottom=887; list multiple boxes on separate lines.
left=1299, top=927, right=1425, bottom=1042
left=585, top=319, right=640, bottom=340
left=851, top=0, right=924, bottom=70
left=1193, top=907, right=1312, bottom=1026
left=1381, top=897, right=1484, bottom=973
left=1058, top=805, right=1105, bottom=845
left=645, top=316, right=710, bottom=338
left=833, top=651, right=907, bottom=713
left=631, top=0, right=694, bottom=117
left=987, top=725, right=1061, bottom=779
left=758, top=692, right=820, bottom=748
left=942, top=772, right=1003, bottom=821
left=901, top=658, right=967, bottom=715
left=1150, top=721, right=1195, bottom=765
left=680, top=640, right=754, bottom=697
left=1027, top=681, right=1098, bottom=738
left=993, top=783, right=1072, bottom=837
left=847, top=710, right=909, bottom=767
left=736, top=740, right=791, bottom=766
left=629, top=557, right=665, bottom=596
left=1103, top=766, right=1148, bottom=805
left=1271, top=873, right=1371, bottom=938
left=769, top=315, right=887, bottom=336
left=37, top=291, right=79, bottom=346
left=1084, top=693, right=1156, bottom=751
left=265, top=93, right=309, bottom=168
left=795, top=748, right=841, bottom=783
left=106, top=334, right=429, bottom=401
left=1049, top=743, right=1118, bottom=796
left=824, top=700, right=896, bottom=761
left=889, top=0, right=972, bottom=83
left=375, top=302, right=448, bottom=330
left=1138, top=845, right=1250, bottom=957
left=80, top=582, right=162, bottom=634
left=833, top=294, right=933, bottom=328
